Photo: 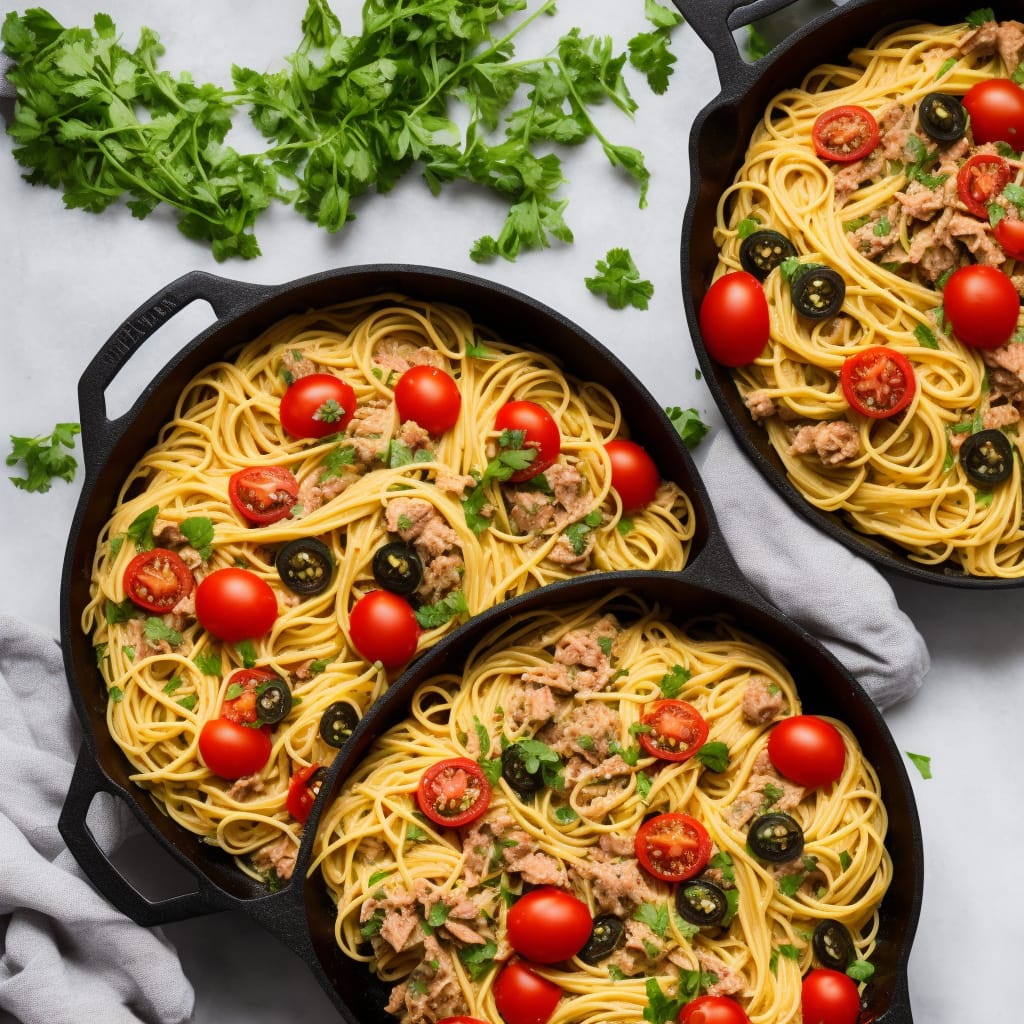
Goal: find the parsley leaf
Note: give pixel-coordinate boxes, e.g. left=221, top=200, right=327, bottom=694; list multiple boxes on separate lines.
left=6, top=422, right=81, bottom=493
left=585, top=247, right=654, bottom=310
left=906, top=750, right=933, bottom=779
left=665, top=406, right=709, bottom=449
left=414, top=590, right=469, bottom=629
left=179, top=516, right=214, bottom=560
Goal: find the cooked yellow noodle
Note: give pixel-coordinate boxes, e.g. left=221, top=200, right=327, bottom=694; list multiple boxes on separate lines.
left=714, top=18, right=1024, bottom=576
left=82, top=296, right=695, bottom=876
left=315, top=593, right=889, bottom=1024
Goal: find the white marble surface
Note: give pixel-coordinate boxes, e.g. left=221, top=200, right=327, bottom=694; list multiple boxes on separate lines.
left=0, top=2, right=1020, bottom=1022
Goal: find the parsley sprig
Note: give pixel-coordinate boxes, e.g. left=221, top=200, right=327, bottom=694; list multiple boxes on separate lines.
left=6, top=422, right=80, bottom=493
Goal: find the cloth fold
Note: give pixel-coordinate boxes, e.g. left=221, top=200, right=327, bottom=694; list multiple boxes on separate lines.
left=696, top=429, right=930, bottom=708
left=0, top=617, right=195, bottom=1024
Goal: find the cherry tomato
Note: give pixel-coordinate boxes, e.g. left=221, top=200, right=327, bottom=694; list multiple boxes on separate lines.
left=767, top=715, right=846, bottom=788
left=604, top=439, right=661, bottom=511
left=195, top=567, right=278, bottom=643
left=678, top=995, right=751, bottom=1024
left=286, top=763, right=322, bottom=823
left=943, top=264, right=1021, bottom=349
left=811, top=105, right=879, bottom=162
left=348, top=589, right=420, bottom=669
left=228, top=466, right=299, bottom=525
left=122, top=548, right=194, bottom=613
left=494, top=401, right=561, bottom=482
left=839, top=346, right=916, bottom=419
left=995, top=217, right=1024, bottom=261
left=221, top=667, right=280, bottom=725
left=279, top=373, right=357, bottom=439
left=963, top=78, right=1024, bottom=146
left=492, top=959, right=562, bottom=1024
left=437, top=1019, right=490, bottom=1024
left=416, top=757, right=491, bottom=828
left=638, top=699, right=710, bottom=762
left=698, top=272, right=770, bottom=367
left=198, top=717, right=272, bottom=780
left=956, top=153, right=1010, bottom=218
left=506, top=887, right=593, bottom=964
left=634, top=813, right=711, bottom=882
left=801, top=968, right=861, bottom=1024
left=394, top=364, right=461, bottom=434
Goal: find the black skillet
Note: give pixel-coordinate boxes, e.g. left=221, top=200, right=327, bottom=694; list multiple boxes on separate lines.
left=675, top=0, right=1024, bottom=588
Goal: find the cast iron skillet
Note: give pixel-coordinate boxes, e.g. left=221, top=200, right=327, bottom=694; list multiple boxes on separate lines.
left=301, top=571, right=921, bottom=1024
left=56, top=264, right=719, bottom=926
left=676, top=0, right=1024, bottom=588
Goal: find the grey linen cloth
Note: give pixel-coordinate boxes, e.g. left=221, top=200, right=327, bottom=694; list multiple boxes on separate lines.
left=697, top=430, right=929, bottom=708
left=0, top=617, right=195, bottom=1024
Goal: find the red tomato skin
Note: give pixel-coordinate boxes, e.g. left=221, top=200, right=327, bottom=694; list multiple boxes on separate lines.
left=221, top=667, right=279, bottom=724
left=604, top=439, right=661, bottom=511
left=198, top=718, right=272, bottom=780
left=963, top=78, right=1024, bottom=146
left=995, top=218, right=1024, bottom=261
left=699, top=272, right=770, bottom=367
left=839, top=346, right=916, bottom=419
left=506, top=887, right=593, bottom=964
left=767, top=716, right=846, bottom=788
left=286, top=763, right=321, bottom=822
left=956, top=153, right=1010, bottom=218
left=811, top=105, right=880, bottom=162
left=638, top=699, right=710, bottom=763
left=492, top=960, right=562, bottom=1024
left=228, top=466, right=299, bottom=525
left=348, top=589, right=420, bottom=669
left=943, top=265, right=1020, bottom=349
left=279, top=374, right=357, bottom=439
left=416, top=757, right=492, bottom=828
left=195, top=568, right=278, bottom=643
left=394, top=365, right=462, bottom=434
left=801, top=968, right=861, bottom=1024
left=123, top=548, right=194, bottom=613
left=634, top=813, right=712, bottom=882
left=677, top=995, right=751, bottom=1024
left=494, top=401, right=562, bottom=482
left=437, top=1019, right=490, bottom=1024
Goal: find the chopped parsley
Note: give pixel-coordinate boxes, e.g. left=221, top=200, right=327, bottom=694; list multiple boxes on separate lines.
left=585, top=247, right=654, bottom=310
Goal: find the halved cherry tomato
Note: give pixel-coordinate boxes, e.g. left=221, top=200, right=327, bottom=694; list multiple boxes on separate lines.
left=195, top=567, right=278, bottom=642
left=492, top=959, right=562, bottom=1024
left=416, top=757, right=491, bottom=828
left=198, top=717, right=272, bottom=780
left=123, top=548, right=194, bottom=613
left=286, top=762, right=322, bottom=823
left=507, top=887, right=593, bottom=963
left=995, top=217, right=1024, bottom=261
left=634, top=812, right=711, bottom=882
left=767, top=715, right=846, bottom=788
left=348, top=589, right=420, bottom=669
left=963, top=78, right=1024, bottom=146
left=811, top=105, right=879, bottom=162
left=699, top=271, right=770, bottom=367
left=279, top=373, right=357, bottom=439
left=943, top=264, right=1021, bottom=349
left=228, top=466, right=299, bottom=525
left=638, top=699, right=709, bottom=762
left=801, top=968, right=861, bottom=1024
left=605, top=439, right=661, bottom=511
left=494, top=401, right=561, bottom=482
left=840, top=346, right=916, bottom=419
left=221, top=667, right=280, bottom=725
left=678, top=995, right=751, bottom=1024
left=956, top=153, right=1010, bottom=218
left=394, top=364, right=461, bottom=434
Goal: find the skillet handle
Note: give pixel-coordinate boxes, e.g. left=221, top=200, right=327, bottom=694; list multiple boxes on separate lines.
left=76, top=270, right=267, bottom=476
left=58, top=745, right=230, bottom=926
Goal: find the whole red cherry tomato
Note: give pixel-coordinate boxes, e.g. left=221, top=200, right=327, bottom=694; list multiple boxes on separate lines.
left=605, top=439, right=661, bottom=511
left=348, top=589, right=420, bottom=668
left=280, top=374, right=357, bottom=439
left=198, top=718, right=272, bottom=780
left=942, top=265, right=1020, bottom=349
left=699, top=272, right=770, bottom=367
left=963, top=78, right=1024, bottom=146
left=767, top=715, right=846, bottom=788
left=195, top=567, right=278, bottom=642
left=995, top=217, right=1024, bottom=261
left=506, top=887, right=592, bottom=964
left=492, top=959, right=561, bottom=1024
left=678, top=995, right=751, bottom=1024
left=494, top=401, right=561, bottom=482
left=394, top=364, right=461, bottom=434
left=801, top=968, right=861, bottom=1024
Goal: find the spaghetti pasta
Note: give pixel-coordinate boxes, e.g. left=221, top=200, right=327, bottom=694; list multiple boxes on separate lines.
left=81, top=295, right=695, bottom=879
left=314, top=592, right=890, bottom=1024
left=710, top=14, right=1024, bottom=577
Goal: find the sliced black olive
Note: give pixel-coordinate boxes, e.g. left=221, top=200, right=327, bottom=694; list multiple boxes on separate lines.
left=674, top=877, right=729, bottom=927
left=577, top=914, right=625, bottom=964
left=372, top=541, right=423, bottom=596
left=959, top=429, right=1014, bottom=486
left=319, top=701, right=360, bottom=748
left=276, top=537, right=334, bottom=595
left=501, top=743, right=544, bottom=794
left=747, top=812, right=805, bottom=863
left=919, top=93, right=967, bottom=143
left=255, top=678, right=292, bottom=725
left=740, top=229, right=798, bottom=281
left=813, top=919, right=856, bottom=970
left=791, top=265, right=845, bottom=319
